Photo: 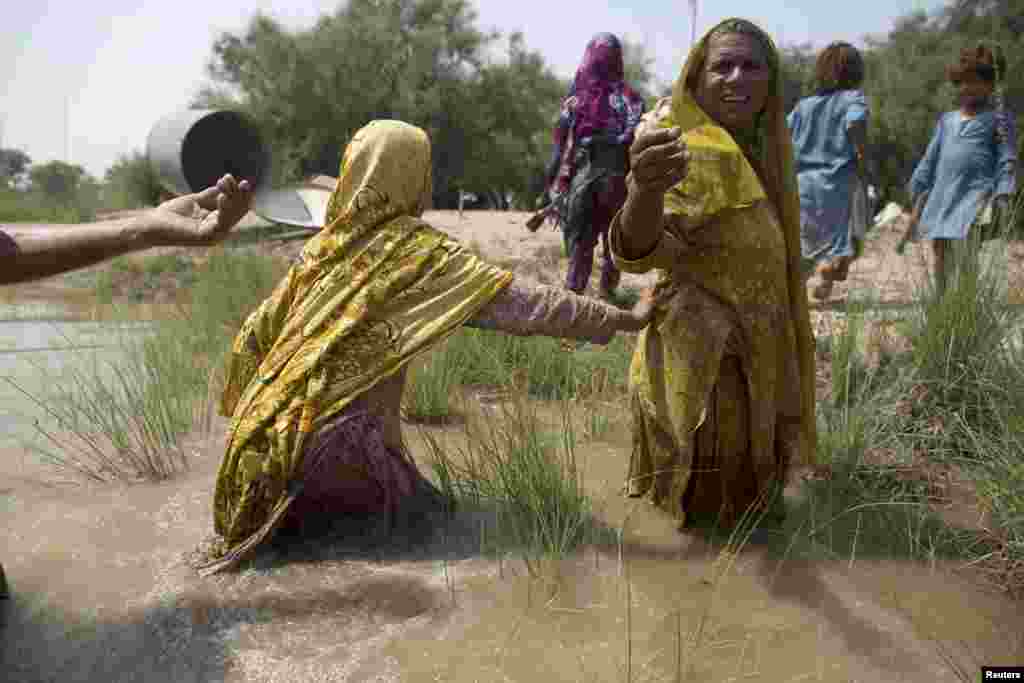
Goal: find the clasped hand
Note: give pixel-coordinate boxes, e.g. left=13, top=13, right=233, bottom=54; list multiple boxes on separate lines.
left=628, top=126, right=689, bottom=195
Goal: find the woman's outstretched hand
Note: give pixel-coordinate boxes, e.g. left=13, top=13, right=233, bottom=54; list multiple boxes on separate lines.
left=628, top=126, right=689, bottom=196
left=625, top=286, right=667, bottom=331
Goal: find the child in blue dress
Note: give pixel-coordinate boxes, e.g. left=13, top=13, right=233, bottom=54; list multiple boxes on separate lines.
left=903, top=44, right=1016, bottom=294
left=789, top=42, right=874, bottom=300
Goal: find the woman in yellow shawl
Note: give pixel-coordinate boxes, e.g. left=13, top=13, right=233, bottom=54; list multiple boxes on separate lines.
left=196, top=120, right=654, bottom=574
left=610, top=19, right=817, bottom=529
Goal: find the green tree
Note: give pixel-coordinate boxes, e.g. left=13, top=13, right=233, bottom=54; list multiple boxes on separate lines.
left=457, top=32, right=564, bottom=208
left=197, top=0, right=496, bottom=203
left=196, top=0, right=571, bottom=209
left=622, top=37, right=658, bottom=105
left=0, top=148, right=31, bottom=189
left=779, top=43, right=816, bottom=113
left=104, top=151, right=165, bottom=209
left=28, top=161, right=90, bottom=207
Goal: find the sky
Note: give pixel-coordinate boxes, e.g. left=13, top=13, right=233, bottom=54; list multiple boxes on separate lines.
left=1, top=0, right=949, bottom=180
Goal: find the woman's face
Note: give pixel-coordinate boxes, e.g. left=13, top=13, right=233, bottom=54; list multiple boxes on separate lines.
left=693, top=32, right=773, bottom=133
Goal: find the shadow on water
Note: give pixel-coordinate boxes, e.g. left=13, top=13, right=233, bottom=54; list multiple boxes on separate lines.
left=246, top=485, right=618, bottom=575
left=1, top=573, right=448, bottom=683
left=0, top=591, right=231, bottom=683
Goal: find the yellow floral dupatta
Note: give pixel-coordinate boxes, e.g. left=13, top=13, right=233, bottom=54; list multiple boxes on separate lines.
left=198, top=121, right=513, bottom=574
left=655, top=19, right=817, bottom=464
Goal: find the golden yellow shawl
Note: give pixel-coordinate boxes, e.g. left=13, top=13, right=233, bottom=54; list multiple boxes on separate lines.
left=674, top=19, right=815, bottom=463
left=630, top=18, right=817, bottom=466
left=199, top=121, right=513, bottom=574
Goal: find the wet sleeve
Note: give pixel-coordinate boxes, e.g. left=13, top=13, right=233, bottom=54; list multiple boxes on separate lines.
left=909, top=115, right=945, bottom=203
left=464, top=277, right=631, bottom=345
left=608, top=210, right=691, bottom=274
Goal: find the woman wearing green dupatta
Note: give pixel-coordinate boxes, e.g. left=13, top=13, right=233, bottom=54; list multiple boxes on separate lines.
left=196, top=120, right=655, bottom=575
left=609, top=19, right=818, bottom=529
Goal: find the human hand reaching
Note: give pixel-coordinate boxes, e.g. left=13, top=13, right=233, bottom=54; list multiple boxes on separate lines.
left=149, top=174, right=254, bottom=246
left=628, top=126, right=689, bottom=196
left=624, top=286, right=669, bottom=331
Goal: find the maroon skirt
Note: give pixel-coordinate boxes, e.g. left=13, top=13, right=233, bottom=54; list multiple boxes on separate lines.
left=277, top=409, right=439, bottom=537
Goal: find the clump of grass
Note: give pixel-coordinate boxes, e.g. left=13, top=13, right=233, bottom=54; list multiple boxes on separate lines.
left=8, top=325, right=197, bottom=483
left=403, top=338, right=465, bottom=424
left=420, top=394, right=607, bottom=573
left=93, top=253, right=197, bottom=304
left=799, top=235, right=1024, bottom=593
left=452, top=328, right=632, bottom=400
left=11, top=247, right=285, bottom=483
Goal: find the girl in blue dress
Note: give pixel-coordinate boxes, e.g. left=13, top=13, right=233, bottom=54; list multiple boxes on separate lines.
left=904, top=44, right=1016, bottom=294
left=788, top=42, right=874, bottom=300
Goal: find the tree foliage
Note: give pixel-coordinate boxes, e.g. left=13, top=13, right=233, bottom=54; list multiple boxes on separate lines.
left=196, top=0, right=566, bottom=209
left=28, top=161, right=91, bottom=206
left=104, top=151, right=165, bottom=209
left=195, top=0, right=1021, bottom=214
left=0, top=148, right=32, bottom=189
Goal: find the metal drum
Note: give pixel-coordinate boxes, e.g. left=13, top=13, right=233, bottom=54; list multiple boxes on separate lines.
left=146, top=109, right=269, bottom=195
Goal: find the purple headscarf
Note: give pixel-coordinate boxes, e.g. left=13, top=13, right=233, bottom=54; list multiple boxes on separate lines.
left=544, top=33, right=645, bottom=197
left=572, top=33, right=631, bottom=142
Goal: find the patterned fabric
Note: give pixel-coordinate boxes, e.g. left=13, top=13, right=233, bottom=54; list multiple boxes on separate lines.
left=910, top=109, right=1017, bottom=240
left=609, top=18, right=817, bottom=529
left=788, top=90, right=869, bottom=264
left=543, top=34, right=644, bottom=295
left=276, top=274, right=636, bottom=534
left=197, top=121, right=514, bottom=575
left=465, top=277, right=626, bottom=344
left=545, top=33, right=645, bottom=200
left=571, top=33, right=641, bottom=147
left=558, top=143, right=628, bottom=293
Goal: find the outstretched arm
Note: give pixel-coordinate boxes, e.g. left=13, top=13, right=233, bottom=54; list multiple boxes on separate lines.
left=0, top=174, right=252, bottom=285
left=466, top=278, right=655, bottom=344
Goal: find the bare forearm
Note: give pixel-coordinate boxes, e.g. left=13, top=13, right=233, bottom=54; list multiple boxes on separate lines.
left=0, top=216, right=157, bottom=285
left=617, top=183, right=665, bottom=261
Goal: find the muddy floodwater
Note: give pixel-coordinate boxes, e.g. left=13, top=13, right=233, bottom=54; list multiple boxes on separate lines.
left=2, top=301, right=1023, bottom=682
left=0, top=308, right=152, bottom=449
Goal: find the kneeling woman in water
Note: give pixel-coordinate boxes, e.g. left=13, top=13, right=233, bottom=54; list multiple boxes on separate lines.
left=196, top=120, right=655, bottom=574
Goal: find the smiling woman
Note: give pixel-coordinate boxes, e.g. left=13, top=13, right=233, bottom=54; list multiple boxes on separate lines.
left=689, top=28, right=773, bottom=135
left=608, top=18, right=817, bottom=531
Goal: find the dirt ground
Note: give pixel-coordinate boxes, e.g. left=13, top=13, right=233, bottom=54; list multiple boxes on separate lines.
left=3, top=209, right=1024, bottom=682
left=14, top=206, right=1024, bottom=307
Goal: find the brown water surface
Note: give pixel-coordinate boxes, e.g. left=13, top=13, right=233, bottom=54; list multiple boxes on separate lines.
left=2, top=403, right=1021, bottom=682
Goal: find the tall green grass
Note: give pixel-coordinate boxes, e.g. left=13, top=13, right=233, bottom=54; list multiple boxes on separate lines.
left=9, top=247, right=285, bottom=483
left=803, top=220, right=1024, bottom=592
left=403, top=326, right=634, bottom=423
left=419, top=395, right=609, bottom=574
